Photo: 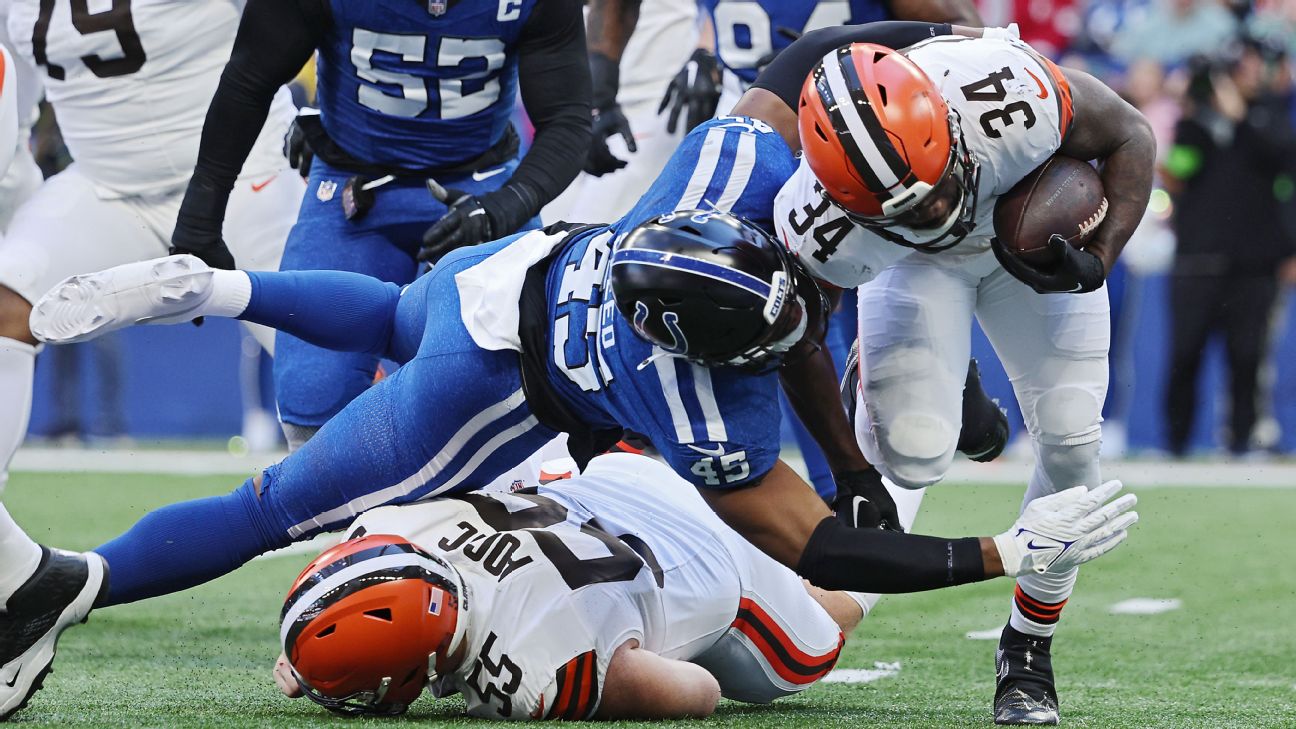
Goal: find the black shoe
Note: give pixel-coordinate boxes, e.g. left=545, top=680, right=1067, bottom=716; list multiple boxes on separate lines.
left=994, top=624, right=1059, bottom=725
left=0, top=547, right=106, bottom=721
left=958, top=359, right=1009, bottom=463
left=840, top=339, right=861, bottom=430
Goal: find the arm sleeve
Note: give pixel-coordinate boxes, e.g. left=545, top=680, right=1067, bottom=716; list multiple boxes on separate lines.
left=172, top=0, right=324, bottom=248
left=796, top=517, right=986, bottom=593
left=505, top=0, right=593, bottom=214
left=750, top=22, right=951, bottom=110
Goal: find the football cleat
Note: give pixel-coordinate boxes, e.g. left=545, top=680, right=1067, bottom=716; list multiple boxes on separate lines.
left=957, top=358, right=1010, bottom=463
left=30, top=254, right=214, bottom=344
left=993, top=624, right=1059, bottom=725
left=0, top=548, right=106, bottom=721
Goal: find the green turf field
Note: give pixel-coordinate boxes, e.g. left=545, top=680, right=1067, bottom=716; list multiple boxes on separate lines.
left=4, top=470, right=1294, bottom=728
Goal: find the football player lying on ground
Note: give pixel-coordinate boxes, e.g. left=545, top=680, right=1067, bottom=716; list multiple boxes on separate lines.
left=1, top=22, right=1125, bottom=719
left=284, top=451, right=1132, bottom=720
left=273, top=452, right=865, bottom=719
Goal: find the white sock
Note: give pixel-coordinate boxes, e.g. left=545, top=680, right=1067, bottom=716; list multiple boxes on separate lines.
left=206, top=269, right=253, bottom=318
left=0, top=337, right=36, bottom=497
left=0, top=503, right=42, bottom=610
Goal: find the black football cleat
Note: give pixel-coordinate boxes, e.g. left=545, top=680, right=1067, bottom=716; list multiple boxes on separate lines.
left=994, top=624, right=1060, bottom=725
left=958, top=358, right=1010, bottom=463
left=840, top=339, right=861, bottom=429
left=0, top=547, right=106, bottom=721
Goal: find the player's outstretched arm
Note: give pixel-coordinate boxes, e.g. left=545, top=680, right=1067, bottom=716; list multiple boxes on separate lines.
left=595, top=640, right=721, bottom=720
left=172, top=0, right=322, bottom=269
left=702, top=461, right=1137, bottom=593
left=583, top=0, right=641, bottom=176
left=1057, top=67, right=1157, bottom=276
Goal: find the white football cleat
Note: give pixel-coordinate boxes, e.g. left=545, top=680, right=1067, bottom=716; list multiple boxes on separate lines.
left=30, top=254, right=214, bottom=344
left=0, top=548, right=105, bottom=721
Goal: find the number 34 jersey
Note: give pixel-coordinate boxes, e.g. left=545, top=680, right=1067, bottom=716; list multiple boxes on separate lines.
left=2, top=0, right=294, bottom=196
left=775, top=33, right=1074, bottom=288
left=345, top=454, right=782, bottom=720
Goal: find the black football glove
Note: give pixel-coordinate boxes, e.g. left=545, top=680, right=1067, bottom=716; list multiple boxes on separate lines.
left=585, top=52, right=637, bottom=177
left=283, top=111, right=316, bottom=179
left=832, top=469, right=903, bottom=532
left=658, top=48, right=721, bottom=135
left=991, top=235, right=1106, bottom=294
left=419, top=183, right=536, bottom=264
left=170, top=217, right=236, bottom=271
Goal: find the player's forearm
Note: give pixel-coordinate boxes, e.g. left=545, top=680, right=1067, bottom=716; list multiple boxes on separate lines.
left=510, top=0, right=592, bottom=214
left=586, top=0, right=641, bottom=61
left=797, top=517, right=989, bottom=593
left=778, top=345, right=871, bottom=474
left=176, top=0, right=317, bottom=245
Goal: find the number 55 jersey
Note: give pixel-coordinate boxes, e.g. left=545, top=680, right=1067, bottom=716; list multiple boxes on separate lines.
left=343, top=453, right=845, bottom=720
left=775, top=32, right=1074, bottom=288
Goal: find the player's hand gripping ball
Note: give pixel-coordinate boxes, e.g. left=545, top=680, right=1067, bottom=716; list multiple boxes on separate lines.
left=991, top=155, right=1108, bottom=294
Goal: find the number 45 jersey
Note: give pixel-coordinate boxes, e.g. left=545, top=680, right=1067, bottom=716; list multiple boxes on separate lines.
left=775, top=33, right=1074, bottom=288
left=345, top=454, right=844, bottom=720
left=2, top=0, right=295, bottom=196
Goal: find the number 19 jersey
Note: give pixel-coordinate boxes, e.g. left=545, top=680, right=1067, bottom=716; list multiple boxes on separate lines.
left=3, top=0, right=296, bottom=196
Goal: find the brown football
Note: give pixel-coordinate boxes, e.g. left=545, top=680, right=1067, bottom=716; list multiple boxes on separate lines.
left=993, top=155, right=1108, bottom=268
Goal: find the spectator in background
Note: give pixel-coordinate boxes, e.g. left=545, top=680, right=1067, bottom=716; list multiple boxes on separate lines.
left=1163, top=38, right=1296, bottom=456
left=1111, top=0, right=1238, bottom=65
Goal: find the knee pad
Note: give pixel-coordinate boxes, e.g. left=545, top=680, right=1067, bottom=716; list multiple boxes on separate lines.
left=1032, top=385, right=1103, bottom=447
left=869, top=410, right=957, bottom=490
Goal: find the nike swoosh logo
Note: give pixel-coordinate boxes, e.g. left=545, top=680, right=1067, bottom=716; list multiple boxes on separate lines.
left=686, top=443, right=725, bottom=457
left=4, top=664, right=20, bottom=688
left=471, top=167, right=506, bottom=182
left=1025, top=68, right=1048, bottom=100
left=1067, top=283, right=1084, bottom=292
left=251, top=175, right=278, bottom=192
left=1025, top=539, right=1059, bottom=551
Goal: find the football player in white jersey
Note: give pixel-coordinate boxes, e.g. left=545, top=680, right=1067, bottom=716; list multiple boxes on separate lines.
left=275, top=453, right=861, bottom=719
left=773, top=28, right=1156, bottom=724
left=0, top=29, right=41, bottom=228
left=0, top=0, right=305, bottom=496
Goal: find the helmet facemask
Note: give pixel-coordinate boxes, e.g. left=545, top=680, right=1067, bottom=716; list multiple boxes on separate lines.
left=829, top=109, right=981, bottom=253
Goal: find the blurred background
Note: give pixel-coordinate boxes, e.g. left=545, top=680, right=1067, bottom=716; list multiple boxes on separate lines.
left=19, top=0, right=1296, bottom=461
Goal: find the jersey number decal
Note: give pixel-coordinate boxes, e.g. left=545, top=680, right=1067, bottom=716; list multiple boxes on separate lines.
left=352, top=29, right=505, bottom=119
left=33, top=0, right=147, bottom=80
left=460, top=492, right=663, bottom=590
left=787, top=194, right=852, bottom=264
left=554, top=232, right=615, bottom=392
left=466, top=632, right=523, bottom=718
left=959, top=67, right=1037, bottom=140
left=712, top=0, right=848, bottom=71
left=690, top=449, right=750, bottom=486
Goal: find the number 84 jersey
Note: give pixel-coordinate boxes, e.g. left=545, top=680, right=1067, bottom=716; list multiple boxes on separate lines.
left=3, top=0, right=295, bottom=196
left=775, top=33, right=1074, bottom=288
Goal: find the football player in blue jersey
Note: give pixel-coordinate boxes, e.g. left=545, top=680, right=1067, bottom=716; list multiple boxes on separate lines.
left=169, top=0, right=593, bottom=451
left=0, top=22, right=1136, bottom=720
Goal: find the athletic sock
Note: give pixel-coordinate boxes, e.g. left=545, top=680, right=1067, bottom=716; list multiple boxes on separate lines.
left=241, top=270, right=400, bottom=354
left=0, top=337, right=37, bottom=497
left=0, top=503, right=42, bottom=611
left=1009, top=570, right=1076, bottom=637
left=92, top=479, right=288, bottom=606
left=205, top=269, right=253, bottom=318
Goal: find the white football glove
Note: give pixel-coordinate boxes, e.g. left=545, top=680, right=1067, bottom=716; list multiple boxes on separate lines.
left=993, top=480, right=1138, bottom=578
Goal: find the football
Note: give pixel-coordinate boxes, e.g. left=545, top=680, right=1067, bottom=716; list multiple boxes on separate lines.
left=993, top=155, right=1108, bottom=267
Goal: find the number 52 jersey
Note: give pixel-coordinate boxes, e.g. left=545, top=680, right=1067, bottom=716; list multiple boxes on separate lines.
left=344, top=453, right=844, bottom=720
left=775, top=32, right=1075, bottom=288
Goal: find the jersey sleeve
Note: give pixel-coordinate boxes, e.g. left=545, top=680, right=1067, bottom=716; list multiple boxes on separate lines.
left=773, top=160, right=911, bottom=288
left=613, top=116, right=798, bottom=239
left=642, top=357, right=782, bottom=489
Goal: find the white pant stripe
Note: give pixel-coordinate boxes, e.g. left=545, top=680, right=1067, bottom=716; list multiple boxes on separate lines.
left=426, top=414, right=542, bottom=498
left=286, top=387, right=528, bottom=538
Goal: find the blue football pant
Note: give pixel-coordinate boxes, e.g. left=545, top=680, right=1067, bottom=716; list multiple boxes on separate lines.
left=275, top=157, right=540, bottom=429
left=95, top=240, right=556, bottom=604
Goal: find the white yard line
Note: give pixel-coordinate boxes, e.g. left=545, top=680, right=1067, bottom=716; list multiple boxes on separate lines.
left=965, top=627, right=1003, bottom=640
left=1109, top=597, right=1183, bottom=615
left=11, top=446, right=1296, bottom=487
left=822, top=662, right=902, bottom=684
